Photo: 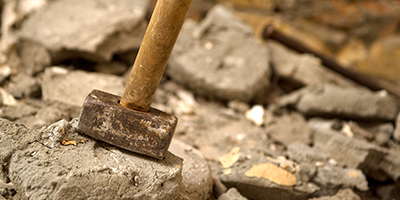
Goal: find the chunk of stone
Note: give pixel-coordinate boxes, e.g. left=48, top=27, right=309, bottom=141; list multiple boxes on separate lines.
left=0, top=118, right=39, bottom=182
left=219, top=148, right=319, bottom=200
left=16, top=105, right=70, bottom=129
left=2, top=118, right=183, bottom=200
left=0, top=103, right=38, bottom=120
left=309, top=188, right=361, bottom=200
left=379, top=149, right=400, bottom=181
left=218, top=188, right=248, bottom=200
left=312, top=165, right=368, bottom=196
left=268, top=41, right=357, bottom=89
left=287, top=142, right=327, bottom=164
left=313, top=129, right=388, bottom=182
left=7, top=73, right=41, bottom=99
left=168, top=5, right=271, bottom=102
left=42, top=67, right=124, bottom=107
left=265, top=110, right=313, bottom=146
left=280, top=84, right=399, bottom=121
left=18, top=40, right=51, bottom=75
left=18, top=0, right=148, bottom=62
left=0, top=36, right=22, bottom=83
left=169, top=139, right=213, bottom=200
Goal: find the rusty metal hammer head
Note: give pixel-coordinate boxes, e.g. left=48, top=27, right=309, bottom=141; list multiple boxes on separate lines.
left=77, top=0, right=193, bottom=159
left=77, top=90, right=177, bottom=159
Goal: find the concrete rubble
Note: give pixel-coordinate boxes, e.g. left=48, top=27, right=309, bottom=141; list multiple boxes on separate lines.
left=268, top=41, right=357, bottom=89
left=310, top=188, right=361, bottom=200
left=169, top=139, right=213, bottom=200
left=42, top=67, right=124, bottom=107
left=18, top=0, right=148, bottom=62
left=279, top=84, right=399, bottom=121
left=1, top=1, right=400, bottom=200
left=1, top=118, right=184, bottom=200
left=218, top=188, right=247, bottom=200
left=168, top=5, right=271, bottom=102
left=219, top=148, right=319, bottom=200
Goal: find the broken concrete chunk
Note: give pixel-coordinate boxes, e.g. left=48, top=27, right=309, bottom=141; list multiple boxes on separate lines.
left=42, top=67, right=124, bottom=107
left=309, top=188, right=361, bottom=200
left=313, top=129, right=389, bottom=182
left=219, top=147, right=241, bottom=169
left=0, top=103, right=38, bottom=121
left=265, top=110, right=313, bottom=146
left=169, top=139, right=213, bottom=200
left=4, top=119, right=183, bottom=200
left=0, top=118, right=40, bottom=182
left=379, top=149, right=400, bottom=181
left=280, top=84, right=399, bottom=121
left=218, top=188, right=248, bottom=200
left=7, top=73, right=41, bottom=99
left=168, top=5, right=271, bottom=102
left=18, top=0, right=148, bottom=62
left=18, top=40, right=51, bottom=75
left=312, top=165, right=368, bottom=196
left=16, top=104, right=70, bottom=129
left=219, top=149, right=319, bottom=200
left=0, top=36, right=22, bottom=82
left=268, top=41, right=357, bottom=88
left=287, top=142, right=328, bottom=164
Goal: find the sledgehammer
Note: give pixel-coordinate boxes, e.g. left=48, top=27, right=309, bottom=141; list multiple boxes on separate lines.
left=77, top=0, right=193, bottom=159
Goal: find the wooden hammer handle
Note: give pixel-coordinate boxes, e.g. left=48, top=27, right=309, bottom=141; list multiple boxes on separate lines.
left=120, top=0, right=192, bottom=112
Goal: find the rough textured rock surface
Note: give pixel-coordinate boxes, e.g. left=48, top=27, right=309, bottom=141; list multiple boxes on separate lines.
left=310, top=188, right=361, bottom=200
left=268, top=41, right=357, bottom=88
left=18, top=40, right=51, bottom=76
left=168, top=5, right=271, bottom=102
left=42, top=67, right=124, bottom=107
left=219, top=148, right=319, bottom=200
left=7, top=73, right=41, bottom=99
left=313, top=129, right=388, bottom=182
left=312, top=165, right=368, bottom=196
left=279, top=84, right=399, bottom=121
left=1, top=118, right=183, bottom=200
left=218, top=188, right=248, bottom=200
left=169, top=139, right=213, bottom=200
left=265, top=109, right=313, bottom=146
left=18, top=0, right=148, bottom=62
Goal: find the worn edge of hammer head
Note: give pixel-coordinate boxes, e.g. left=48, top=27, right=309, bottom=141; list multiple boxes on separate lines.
left=77, top=89, right=178, bottom=160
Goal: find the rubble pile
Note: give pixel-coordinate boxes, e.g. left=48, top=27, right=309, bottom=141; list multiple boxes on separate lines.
left=1, top=0, right=400, bottom=200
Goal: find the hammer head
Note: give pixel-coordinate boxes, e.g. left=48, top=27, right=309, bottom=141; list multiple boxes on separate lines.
left=77, top=89, right=177, bottom=159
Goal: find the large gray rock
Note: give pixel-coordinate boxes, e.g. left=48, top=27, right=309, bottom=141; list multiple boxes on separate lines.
left=1, top=118, right=183, bottom=200
left=42, top=67, right=124, bottom=107
left=18, top=0, right=148, bottom=62
left=169, top=139, right=213, bottom=200
left=219, top=149, right=319, bottom=200
left=279, top=84, right=399, bottom=121
left=312, top=165, right=368, bottom=196
left=168, top=5, right=271, bottom=102
left=268, top=41, right=357, bottom=88
left=313, top=129, right=389, bottom=182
